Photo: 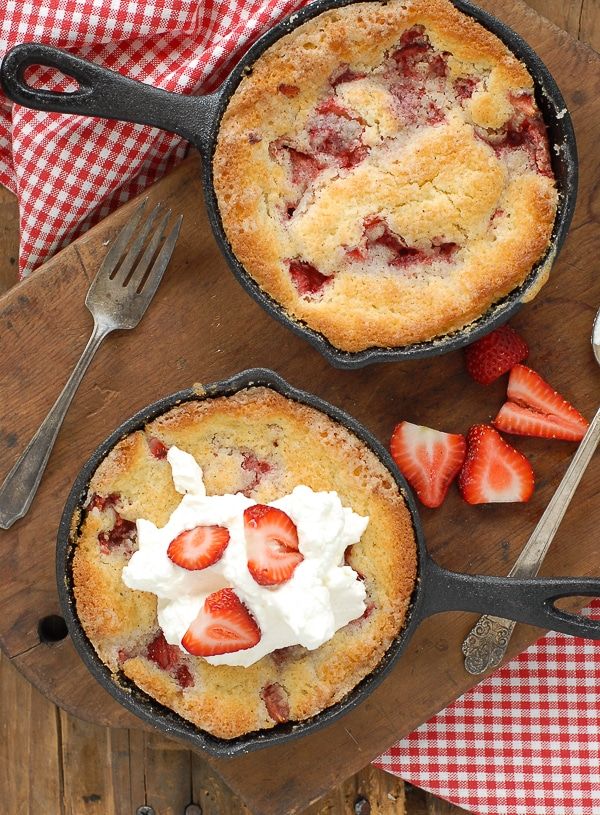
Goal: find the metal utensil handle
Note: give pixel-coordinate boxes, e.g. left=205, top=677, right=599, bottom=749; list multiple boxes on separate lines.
left=0, top=321, right=109, bottom=530
left=462, top=404, right=600, bottom=674
left=0, top=43, right=220, bottom=149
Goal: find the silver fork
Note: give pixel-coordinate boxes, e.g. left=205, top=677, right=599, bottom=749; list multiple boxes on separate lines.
left=0, top=200, right=183, bottom=530
left=462, top=305, right=600, bottom=674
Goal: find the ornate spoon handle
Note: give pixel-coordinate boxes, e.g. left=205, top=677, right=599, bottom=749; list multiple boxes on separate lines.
left=462, top=404, right=600, bottom=675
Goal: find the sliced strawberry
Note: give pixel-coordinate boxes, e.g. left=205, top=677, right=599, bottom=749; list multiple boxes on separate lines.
left=389, top=421, right=466, bottom=508
left=182, top=588, right=261, bottom=657
left=459, top=425, right=534, bottom=504
left=288, top=259, right=333, bottom=297
left=494, top=401, right=587, bottom=442
left=464, top=325, right=529, bottom=385
left=148, top=436, right=168, bottom=459
left=167, top=525, right=230, bottom=571
left=147, top=632, right=180, bottom=671
left=244, top=504, right=303, bottom=586
left=260, top=682, right=290, bottom=723
left=494, top=365, right=589, bottom=441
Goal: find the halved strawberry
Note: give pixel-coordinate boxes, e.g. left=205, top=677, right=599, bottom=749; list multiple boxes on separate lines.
left=389, top=421, right=466, bottom=508
left=243, top=504, right=303, bottom=586
left=494, top=365, right=589, bottom=441
left=181, top=588, right=261, bottom=657
left=167, top=525, right=230, bottom=571
left=459, top=425, right=534, bottom=504
left=464, top=325, right=529, bottom=385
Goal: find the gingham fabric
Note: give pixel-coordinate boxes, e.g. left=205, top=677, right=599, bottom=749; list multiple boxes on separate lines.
left=374, top=601, right=600, bottom=815
left=0, top=0, right=309, bottom=278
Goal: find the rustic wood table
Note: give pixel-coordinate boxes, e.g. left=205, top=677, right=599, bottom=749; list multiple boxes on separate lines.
left=0, top=1, right=597, bottom=812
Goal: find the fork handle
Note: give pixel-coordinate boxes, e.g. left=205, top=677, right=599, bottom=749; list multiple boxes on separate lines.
left=462, top=404, right=600, bottom=674
left=0, top=320, right=111, bottom=530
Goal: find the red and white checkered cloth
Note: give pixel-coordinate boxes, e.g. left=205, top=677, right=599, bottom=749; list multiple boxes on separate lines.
left=2, top=5, right=600, bottom=814
left=374, top=601, right=600, bottom=815
left=0, top=0, right=308, bottom=278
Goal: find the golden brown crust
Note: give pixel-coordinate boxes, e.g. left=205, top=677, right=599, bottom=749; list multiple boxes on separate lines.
left=72, top=387, right=417, bottom=739
left=213, top=0, right=557, bottom=352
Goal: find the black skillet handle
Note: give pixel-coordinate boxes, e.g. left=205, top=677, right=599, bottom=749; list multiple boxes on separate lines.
left=421, top=558, right=600, bottom=639
left=0, top=43, right=221, bottom=151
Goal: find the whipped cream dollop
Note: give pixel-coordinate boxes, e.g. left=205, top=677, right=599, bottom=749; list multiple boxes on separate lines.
left=122, top=447, right=369, bottom=667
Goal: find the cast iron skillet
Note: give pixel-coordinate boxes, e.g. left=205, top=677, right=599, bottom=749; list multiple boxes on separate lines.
left=58, top=368, right=600, bottom=757
left=0, top=0, right=578, bottom=369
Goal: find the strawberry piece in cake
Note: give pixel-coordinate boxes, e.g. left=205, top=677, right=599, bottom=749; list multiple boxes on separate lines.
left=241, top=452, right=272, bottom=492
left=147, top=631, right=180, bottom=670
left=308, top=97, right=368, bottom=168
left=330, top=65, right=367, bottom=87
left=288, top=260, right=333, bottom=297
left=278, top=83, right=300, bottom=97
left=147, top=632, right=195, bottom=688
left=148, top=436, right=168, bottom=459
left=88, top=492, right=119, bottom=512
left=454, top=76, right=478, bottom=101
left=98, top=514, right=137, bottom=555
left=348, top=218, right=459, bottom=270
left=261, top=682, right=290, bottom=723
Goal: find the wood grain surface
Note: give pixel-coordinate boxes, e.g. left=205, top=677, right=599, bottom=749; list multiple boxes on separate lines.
left=0, top=1, right=598, bottom=813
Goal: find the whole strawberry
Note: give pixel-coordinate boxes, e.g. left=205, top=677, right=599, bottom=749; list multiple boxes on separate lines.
left=464, top=325, right=528, bottom=385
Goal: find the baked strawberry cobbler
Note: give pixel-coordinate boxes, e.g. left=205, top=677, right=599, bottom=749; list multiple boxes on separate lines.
left=213, top=0, right=558, bottom=352
left=72, top=387, right=416, bottom=739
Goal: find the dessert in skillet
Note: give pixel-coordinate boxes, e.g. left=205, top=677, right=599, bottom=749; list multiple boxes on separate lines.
left=72, top=387, right=417, bottom=739
left=213, top=0, right=558, bottom=352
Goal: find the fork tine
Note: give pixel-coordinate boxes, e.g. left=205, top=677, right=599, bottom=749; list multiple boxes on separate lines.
left=127, top=209, right=174, bottom=293
left=111, top=201, right=164, bottom=285
left=126, top=209, right=172, bottom=292
left=94, top=198, right=147, bottom=280
left=133, top=214, right=183, bottom=300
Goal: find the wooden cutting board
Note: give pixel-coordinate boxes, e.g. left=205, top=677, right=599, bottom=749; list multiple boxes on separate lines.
left=0, top=2, right=599, bottom=813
